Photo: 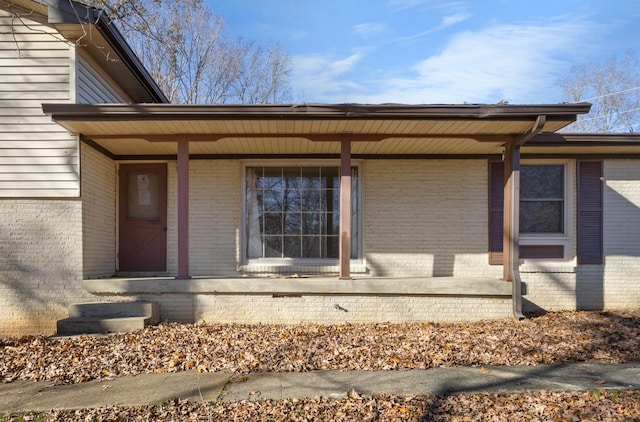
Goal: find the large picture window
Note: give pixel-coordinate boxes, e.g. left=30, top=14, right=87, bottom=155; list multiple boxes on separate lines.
left=246, top=166, right=359, bottom=260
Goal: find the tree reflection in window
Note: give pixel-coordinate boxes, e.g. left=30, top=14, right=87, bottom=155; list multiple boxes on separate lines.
left=520, top=165, right=564, bottom=233
left=246, top=166, right=358, bottom=259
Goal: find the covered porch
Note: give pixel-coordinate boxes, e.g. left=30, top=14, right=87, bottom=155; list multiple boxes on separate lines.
left=44, top=102, right=590, bottom=321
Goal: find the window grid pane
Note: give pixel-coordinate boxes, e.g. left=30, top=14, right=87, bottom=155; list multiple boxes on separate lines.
left=520, top=165, right=565, bottom=234
left=246, top=166, right=357, bottom=259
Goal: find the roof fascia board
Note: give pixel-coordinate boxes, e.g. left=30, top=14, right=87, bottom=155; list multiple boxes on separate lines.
left=92, top=14, right=168, bottom=103
left=292, top=103, right=592, bottom=118
left=42, top=103, right=591, bottom=121
left=528, top=132, right=640, bottom=146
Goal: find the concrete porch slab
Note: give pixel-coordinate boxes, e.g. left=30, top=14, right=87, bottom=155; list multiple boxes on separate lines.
left=83, top=276, right=512, bottom=297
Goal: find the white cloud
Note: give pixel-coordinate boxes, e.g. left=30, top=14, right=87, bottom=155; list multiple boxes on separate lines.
left=329, top=53, right=364, bottom=74
left=387, top=0, right=430, bottom=11
left=440, top=12, right=471, bottom=28
left=346, top=20, right=596, bottom=104
left=394, top=6, right=471, bottom=43
left=353, top=22, right=389, bottom=38
left=292, top=52, right=365, bottom=102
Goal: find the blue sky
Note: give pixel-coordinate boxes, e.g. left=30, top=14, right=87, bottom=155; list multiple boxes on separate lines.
left=207, top=0, right=639, bottom=105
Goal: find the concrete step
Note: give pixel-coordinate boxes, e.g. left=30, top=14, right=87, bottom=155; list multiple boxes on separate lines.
left=56, top=302, right=159, bottom=336
left=67, top=302, right=159, bottom=320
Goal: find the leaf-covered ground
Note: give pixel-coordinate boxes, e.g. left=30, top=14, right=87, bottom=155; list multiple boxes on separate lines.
left=1, top=310, right=640, bottom=385
left=9, top=389, right=640, bottom=421
left=1, top=310, right=640, bottom=421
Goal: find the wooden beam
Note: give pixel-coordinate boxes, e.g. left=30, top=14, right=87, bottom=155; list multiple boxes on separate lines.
left=86, top=134, right=220, bottom=143
left=339, top=136, right=352, bottom=280
left=176, top=139, right=190, bottom=279
left=503, top=142, right=520, bottom=282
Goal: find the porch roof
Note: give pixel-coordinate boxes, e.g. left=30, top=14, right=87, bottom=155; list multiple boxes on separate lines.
left=42, top=102, right=592, bottom=157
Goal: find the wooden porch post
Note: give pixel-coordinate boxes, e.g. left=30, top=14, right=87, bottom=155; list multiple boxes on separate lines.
left=339, top=136, right=352, bottom=280
left=502, top=141, right=520, bottom=282
left=176, top=138, right=190, bottom=279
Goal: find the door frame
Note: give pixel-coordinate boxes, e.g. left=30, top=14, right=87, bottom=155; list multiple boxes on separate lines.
left=117, top=162, right=168, bottom=272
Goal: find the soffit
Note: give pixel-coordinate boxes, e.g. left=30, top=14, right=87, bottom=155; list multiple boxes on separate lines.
left=60, top=118, right=556, bottom=137
left=94, top=136, right=510, bottom=156
left=66, top=118, right=542, bottom=156
left=43, top=103, right=590, bottom=156
left=4, top=0, right=47, bottom=15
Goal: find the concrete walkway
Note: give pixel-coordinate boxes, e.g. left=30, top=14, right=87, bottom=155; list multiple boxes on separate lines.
left=1, top=362, right=639, bottom=413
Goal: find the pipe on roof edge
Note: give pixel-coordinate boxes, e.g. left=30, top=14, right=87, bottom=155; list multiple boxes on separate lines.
left=510, top=115, right=546, bottom=322
left=515, top=115, right=547, bottom=146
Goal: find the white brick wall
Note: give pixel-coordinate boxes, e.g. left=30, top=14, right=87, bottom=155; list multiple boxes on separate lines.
left=601, top=160, right=640, bottom=309
left=189, top=160, right=241, bottom=275
left=195, top=295, right=512, bottom=324
left=136, top=294, right=195, bottom=323
left=364, top=160, right=501, bottom=278
left=81, top=143, right=116, bottom=277
left=521, top=270, right=577, bottom=313
left=166, top=160, right=241, bottom=275
left=0, top=200, right=92, bottom=335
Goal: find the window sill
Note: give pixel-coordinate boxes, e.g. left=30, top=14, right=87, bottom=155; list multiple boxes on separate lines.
left=519, top=262, right=576, bottom=273
left=240, top=260, right=368, bottom=275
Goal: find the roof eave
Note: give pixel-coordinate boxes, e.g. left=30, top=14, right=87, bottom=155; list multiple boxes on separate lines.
left=46, top=0, right=168, bottom=103
left=91, top=14, right=169, bottom=103
left=42, top=102, right=592, bottom=121
left=528, top=132, right=640, bottom=146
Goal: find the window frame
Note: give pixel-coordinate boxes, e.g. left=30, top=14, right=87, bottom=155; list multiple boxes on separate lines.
left=519, top=159, right=573, bottom=261
left=241, top=160, right=363, bottom=267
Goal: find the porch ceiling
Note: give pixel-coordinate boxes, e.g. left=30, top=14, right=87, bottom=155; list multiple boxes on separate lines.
left=90, top=136, right=511, bottom=156
left=42, top=103, right=591, bottom=157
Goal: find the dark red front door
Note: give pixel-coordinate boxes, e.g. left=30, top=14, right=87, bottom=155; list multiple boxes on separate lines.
left=118, top=163, right=167, bottom=272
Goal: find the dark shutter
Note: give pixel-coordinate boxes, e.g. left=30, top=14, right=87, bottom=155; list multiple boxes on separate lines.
left=577, top=161, right=603, bottom=265
left=488, top=161, right=504, bottom=264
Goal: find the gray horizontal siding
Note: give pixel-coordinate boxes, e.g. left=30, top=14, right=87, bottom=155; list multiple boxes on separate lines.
left=77, top=54, right=127, bottom=103
left=0, top=8, right=78, bottom=198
